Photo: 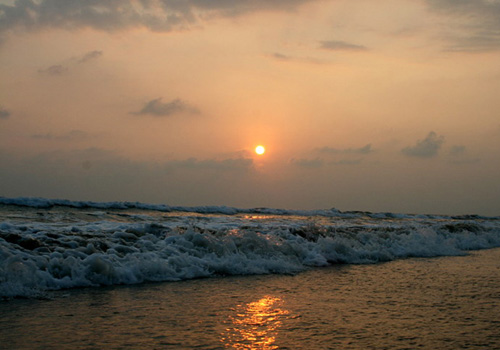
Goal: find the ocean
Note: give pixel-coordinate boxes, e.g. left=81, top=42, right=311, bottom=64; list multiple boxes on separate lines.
left=1, top=197, right=500, bottom=349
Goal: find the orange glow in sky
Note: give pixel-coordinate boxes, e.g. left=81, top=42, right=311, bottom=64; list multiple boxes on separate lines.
left=1, top=0, right=500, bottom=215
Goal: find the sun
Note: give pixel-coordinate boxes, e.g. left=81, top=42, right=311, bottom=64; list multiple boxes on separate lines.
left=255, top=145, right=266, bottom=155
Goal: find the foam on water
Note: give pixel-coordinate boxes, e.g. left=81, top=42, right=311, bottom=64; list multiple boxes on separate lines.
left=1, top=196, right=500, bottom=298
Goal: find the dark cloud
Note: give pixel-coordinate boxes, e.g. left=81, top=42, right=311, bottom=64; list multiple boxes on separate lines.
left=449, top=145, right=466, bottom=156
left=0, top=148, right=255, bottom=204
left=156, top=0, right=319, bottom=19
left=402, top=131, right=444, bottom=158
left=426, top=0, right=500, bottom=51
left=38, top=50, right=102, bottom=76
left=427, top=0, right=500, bottom=20
left=0, top=0, right=319, bottom=36
left=333, top=159, right=362, bottom=165
left=0, top=106, right=10, bottom=119
left=317, top=144, right=373, bottom=155
left=133, top=98, right=199, bottom=117
left=445, top=34, right=500, bottom=52
left=31, top=130, right=89, bottom=141
left=77, top=50, right=103, bottom=63
left=0, top=148, right=149, bottom=201
left=290, top=158, right=324, bottom=168
left=38, top=64, right=68, bottom=76
left=268, top=52, right=324, bottom=64
left=271, top=52, right=292, bottom=61
left=447, top=145, right=480, bottom=164
left=450, top=157, right=481, bottom=165
left=165, top=157, right=254, bottom=172
left=319, top=40, right=368, bottom=51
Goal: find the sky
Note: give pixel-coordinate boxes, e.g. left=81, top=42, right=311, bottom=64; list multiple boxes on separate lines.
left=1, top=0, right=500, bottom=215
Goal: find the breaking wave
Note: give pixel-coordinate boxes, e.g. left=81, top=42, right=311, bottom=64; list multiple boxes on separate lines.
left=1, top=196, right=499, bottom=298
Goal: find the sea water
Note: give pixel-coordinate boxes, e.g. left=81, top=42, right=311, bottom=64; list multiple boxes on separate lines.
left=1, top=249, right=499, bottom=349
left=1, top=197, right=500, bottom=348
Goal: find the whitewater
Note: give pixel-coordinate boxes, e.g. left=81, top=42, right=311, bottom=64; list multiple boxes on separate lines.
left=1, top=196, right=500, bottom=299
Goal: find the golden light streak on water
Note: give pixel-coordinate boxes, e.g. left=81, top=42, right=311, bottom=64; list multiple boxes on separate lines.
left=221, top=296, right=289, bottom=349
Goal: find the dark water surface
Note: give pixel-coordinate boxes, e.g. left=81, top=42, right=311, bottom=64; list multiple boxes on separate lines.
left=1, top=248, right=499, bottom=349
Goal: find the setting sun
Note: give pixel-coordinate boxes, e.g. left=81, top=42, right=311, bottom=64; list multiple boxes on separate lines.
left=255, top=145, right=266, bottom=155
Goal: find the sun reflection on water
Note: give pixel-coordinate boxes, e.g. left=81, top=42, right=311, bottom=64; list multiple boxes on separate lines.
left=222, top=296, right=289, bottom=349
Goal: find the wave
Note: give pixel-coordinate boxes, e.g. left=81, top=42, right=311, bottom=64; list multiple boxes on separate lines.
left=1, top=196, right=500, bottom=298
left=1, top=196, right=497, bottom=220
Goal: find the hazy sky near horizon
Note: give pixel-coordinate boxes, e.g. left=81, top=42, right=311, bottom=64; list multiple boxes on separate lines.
left=1, top=0, right=500, bottom=215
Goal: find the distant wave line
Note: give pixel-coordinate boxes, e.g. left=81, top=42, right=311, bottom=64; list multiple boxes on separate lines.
left=0, top=196, right=497, bottom=220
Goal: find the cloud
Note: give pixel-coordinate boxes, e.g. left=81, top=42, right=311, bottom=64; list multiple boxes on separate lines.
left=38, top=50, right=102, bottom=76
left=426, top=0, right=500, bottom=51
left=163, top=0, right=317, bottom=18
left=290, top=158, right=324, bottom=168
left=402, top=131, right=445, bottom=158
left=133, top=98, right=199, bottom=117
left=449, top=157, right=481, bottom=165
left=444, top=34, right=500, bottom=52
left=317, top=144, right=373, bottom=155
left=0, top=148, right=255, bottom=204
left=333, top=159, right=362, bottom=165
left=38, top=64, right=68, bottom=76
left=291, top=156, right=366, bottom=168
left=449, top=145, right=466, bottom=156
left=268, top=52, right=324, bottom=64
left=271, top=52, right=292, bottom=61
left=165, top=157, right=254, bottom=172
left=77, top=50, right=103, bottom=63
left=447, top=145, right=481, bottom=164
left=427, top=0, right=500, bottom=22
left=0, top=0, right=319, bottom=36
left=8, top=148, right=252, bottom=173
left=0, top=106, right=10, bottom=119
left=31, top=130, right=90, bottom=141
left=319, top=40, right=368, bottom=51
left=302, top=144, right=372, bottom=167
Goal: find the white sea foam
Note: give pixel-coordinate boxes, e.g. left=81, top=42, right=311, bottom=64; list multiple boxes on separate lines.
left=1, top=196, right=500, bottom=298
